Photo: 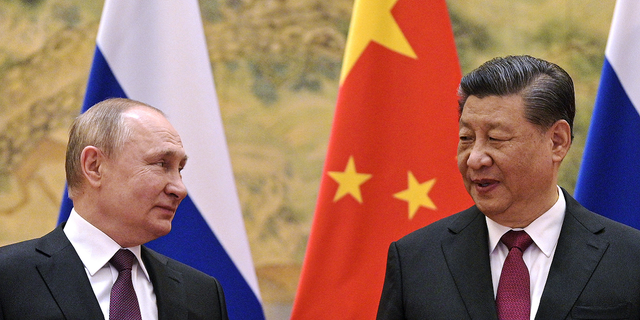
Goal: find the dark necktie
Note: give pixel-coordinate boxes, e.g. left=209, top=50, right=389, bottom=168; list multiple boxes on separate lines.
left=109, top=249, right=142, bottom=320
left=496, top=230, right=533, bottom=320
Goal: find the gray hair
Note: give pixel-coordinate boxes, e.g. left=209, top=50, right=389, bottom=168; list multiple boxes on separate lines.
left=65, top=98, right=163, bottom=198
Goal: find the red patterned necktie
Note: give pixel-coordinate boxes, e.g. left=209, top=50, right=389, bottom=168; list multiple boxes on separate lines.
left=496, top=230, right=533, bottom=320
left=109, top=249, right=142, bottom=320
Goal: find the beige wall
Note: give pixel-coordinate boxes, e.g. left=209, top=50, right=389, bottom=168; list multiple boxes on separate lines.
left=0, top=0, right=615, bottom=319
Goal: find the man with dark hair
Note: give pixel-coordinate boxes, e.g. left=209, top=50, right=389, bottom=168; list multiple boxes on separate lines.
left=377, top=56, right=640, bottom=319
left=0, top=98, right=229, bottom=320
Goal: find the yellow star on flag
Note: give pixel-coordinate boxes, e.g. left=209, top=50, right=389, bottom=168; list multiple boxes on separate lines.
left=328, top=156, right=372, bottom=203
left=339, top=0, right=418, bottom=84
left=393, top=171, right=437, bottom=219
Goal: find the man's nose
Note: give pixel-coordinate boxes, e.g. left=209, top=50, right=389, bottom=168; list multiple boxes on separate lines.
left=467, top=142, right=493, bottom=169
left=167, top=172, right=188, bottom=200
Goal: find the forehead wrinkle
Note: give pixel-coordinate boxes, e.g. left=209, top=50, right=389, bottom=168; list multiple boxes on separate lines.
left=459, top=114, right=506, bottom=131
left=150, top=147, right=188, bottom=161
left=461, top=104, right=521, bottom=131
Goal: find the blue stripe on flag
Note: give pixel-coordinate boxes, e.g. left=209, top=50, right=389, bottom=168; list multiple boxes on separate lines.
left=57, top=188, right=73, bottom=224
left=146, top=196, right=264, bottom=319
left=575, top=58, right=640, bottom=229
left=82, top=47, right=127, bottom=110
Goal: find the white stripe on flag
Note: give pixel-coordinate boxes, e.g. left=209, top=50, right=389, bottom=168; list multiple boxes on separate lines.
left=605, top=0, right=640, bottom=113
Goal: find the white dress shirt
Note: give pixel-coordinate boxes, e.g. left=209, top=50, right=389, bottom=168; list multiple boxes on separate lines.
left=63, top=208, right=158, bottom=320
left=486, top=186, right=566, bottom=320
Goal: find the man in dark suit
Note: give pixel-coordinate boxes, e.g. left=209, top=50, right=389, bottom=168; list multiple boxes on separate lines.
left=377, top=55, right=640, bottom=319
left=0, top=98, right=229, bottom=320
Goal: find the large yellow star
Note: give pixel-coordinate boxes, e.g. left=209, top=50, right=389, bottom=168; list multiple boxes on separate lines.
left=339, top=0, right=417, bottom=84
left=328, top=156, right=372, bottom=203
left=393, top=171, right=437, bottom=219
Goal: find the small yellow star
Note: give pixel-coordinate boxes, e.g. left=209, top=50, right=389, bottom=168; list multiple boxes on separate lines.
left=393, top=171, right=437, bottom=219
left=328, top=156, right=373, bottom=203
left=339, top=0, right=417, bottom=84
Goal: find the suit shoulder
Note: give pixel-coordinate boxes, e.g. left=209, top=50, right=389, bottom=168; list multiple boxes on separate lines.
left=0, top=226, right=73, bottom=267
left=141, top=247, right=229, bottom=319
left=564, top=194, right=640, bottom=241
left=395, top=206, right=480, bottom=247
left=590, top=212, right=640, bottom=242
left=141, top=247, right=221, bottom=284
left=0, top=238, right=39, bottom=256
left=0, top=238, right=42, bottom=269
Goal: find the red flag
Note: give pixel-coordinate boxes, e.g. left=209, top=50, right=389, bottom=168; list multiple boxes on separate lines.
left=291, top=0, right=473, bottom=318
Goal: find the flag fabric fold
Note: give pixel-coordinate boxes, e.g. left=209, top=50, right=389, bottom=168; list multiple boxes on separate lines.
left=57, top=1, right=264, bottom=319
left=291, top=0, right=473, bottom=318
left=574, top=0, right=640, bottom=229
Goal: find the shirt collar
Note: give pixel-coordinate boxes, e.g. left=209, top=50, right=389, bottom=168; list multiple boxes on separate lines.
left=486, top=186, right=566, bottom=257
left=63, top=208, right=151, bottom=280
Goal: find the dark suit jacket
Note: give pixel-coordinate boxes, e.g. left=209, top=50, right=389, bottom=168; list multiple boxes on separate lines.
left=377, top=189, right=640, bottom=319
left=0, top=225, right=229, bottom=320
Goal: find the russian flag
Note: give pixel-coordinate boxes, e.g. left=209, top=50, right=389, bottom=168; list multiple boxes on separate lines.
left=574, top=0, right=640, bottom=229
left=57, top=1, right=265, bottom=319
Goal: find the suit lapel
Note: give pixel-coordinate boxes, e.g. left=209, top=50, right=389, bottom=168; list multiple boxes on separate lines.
left=142, top=247, right=188, bottom=320
left=442, top=207, right=499, bottom=320
left=535, top=190, right=609, bottom=320
left=35, top=226, right=104, bottom=320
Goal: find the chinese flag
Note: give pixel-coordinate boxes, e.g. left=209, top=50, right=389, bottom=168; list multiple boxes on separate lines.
left=291, top=0, right=473, bottom=318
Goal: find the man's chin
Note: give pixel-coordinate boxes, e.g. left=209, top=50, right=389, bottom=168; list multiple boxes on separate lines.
left=473, top=199, right=506, bottom=217
left=149, top=221, right=173, bottom=240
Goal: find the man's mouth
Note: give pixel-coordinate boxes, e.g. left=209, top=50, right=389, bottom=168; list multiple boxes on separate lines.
left=472, top=179, right=498, bottom=189
left=157, top=205, right=177, bottom=213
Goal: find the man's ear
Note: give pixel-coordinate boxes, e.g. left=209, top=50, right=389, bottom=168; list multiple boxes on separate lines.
left=80, top=146, right=105, bottom=188
left=549, top=120, right=572, bottom=163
